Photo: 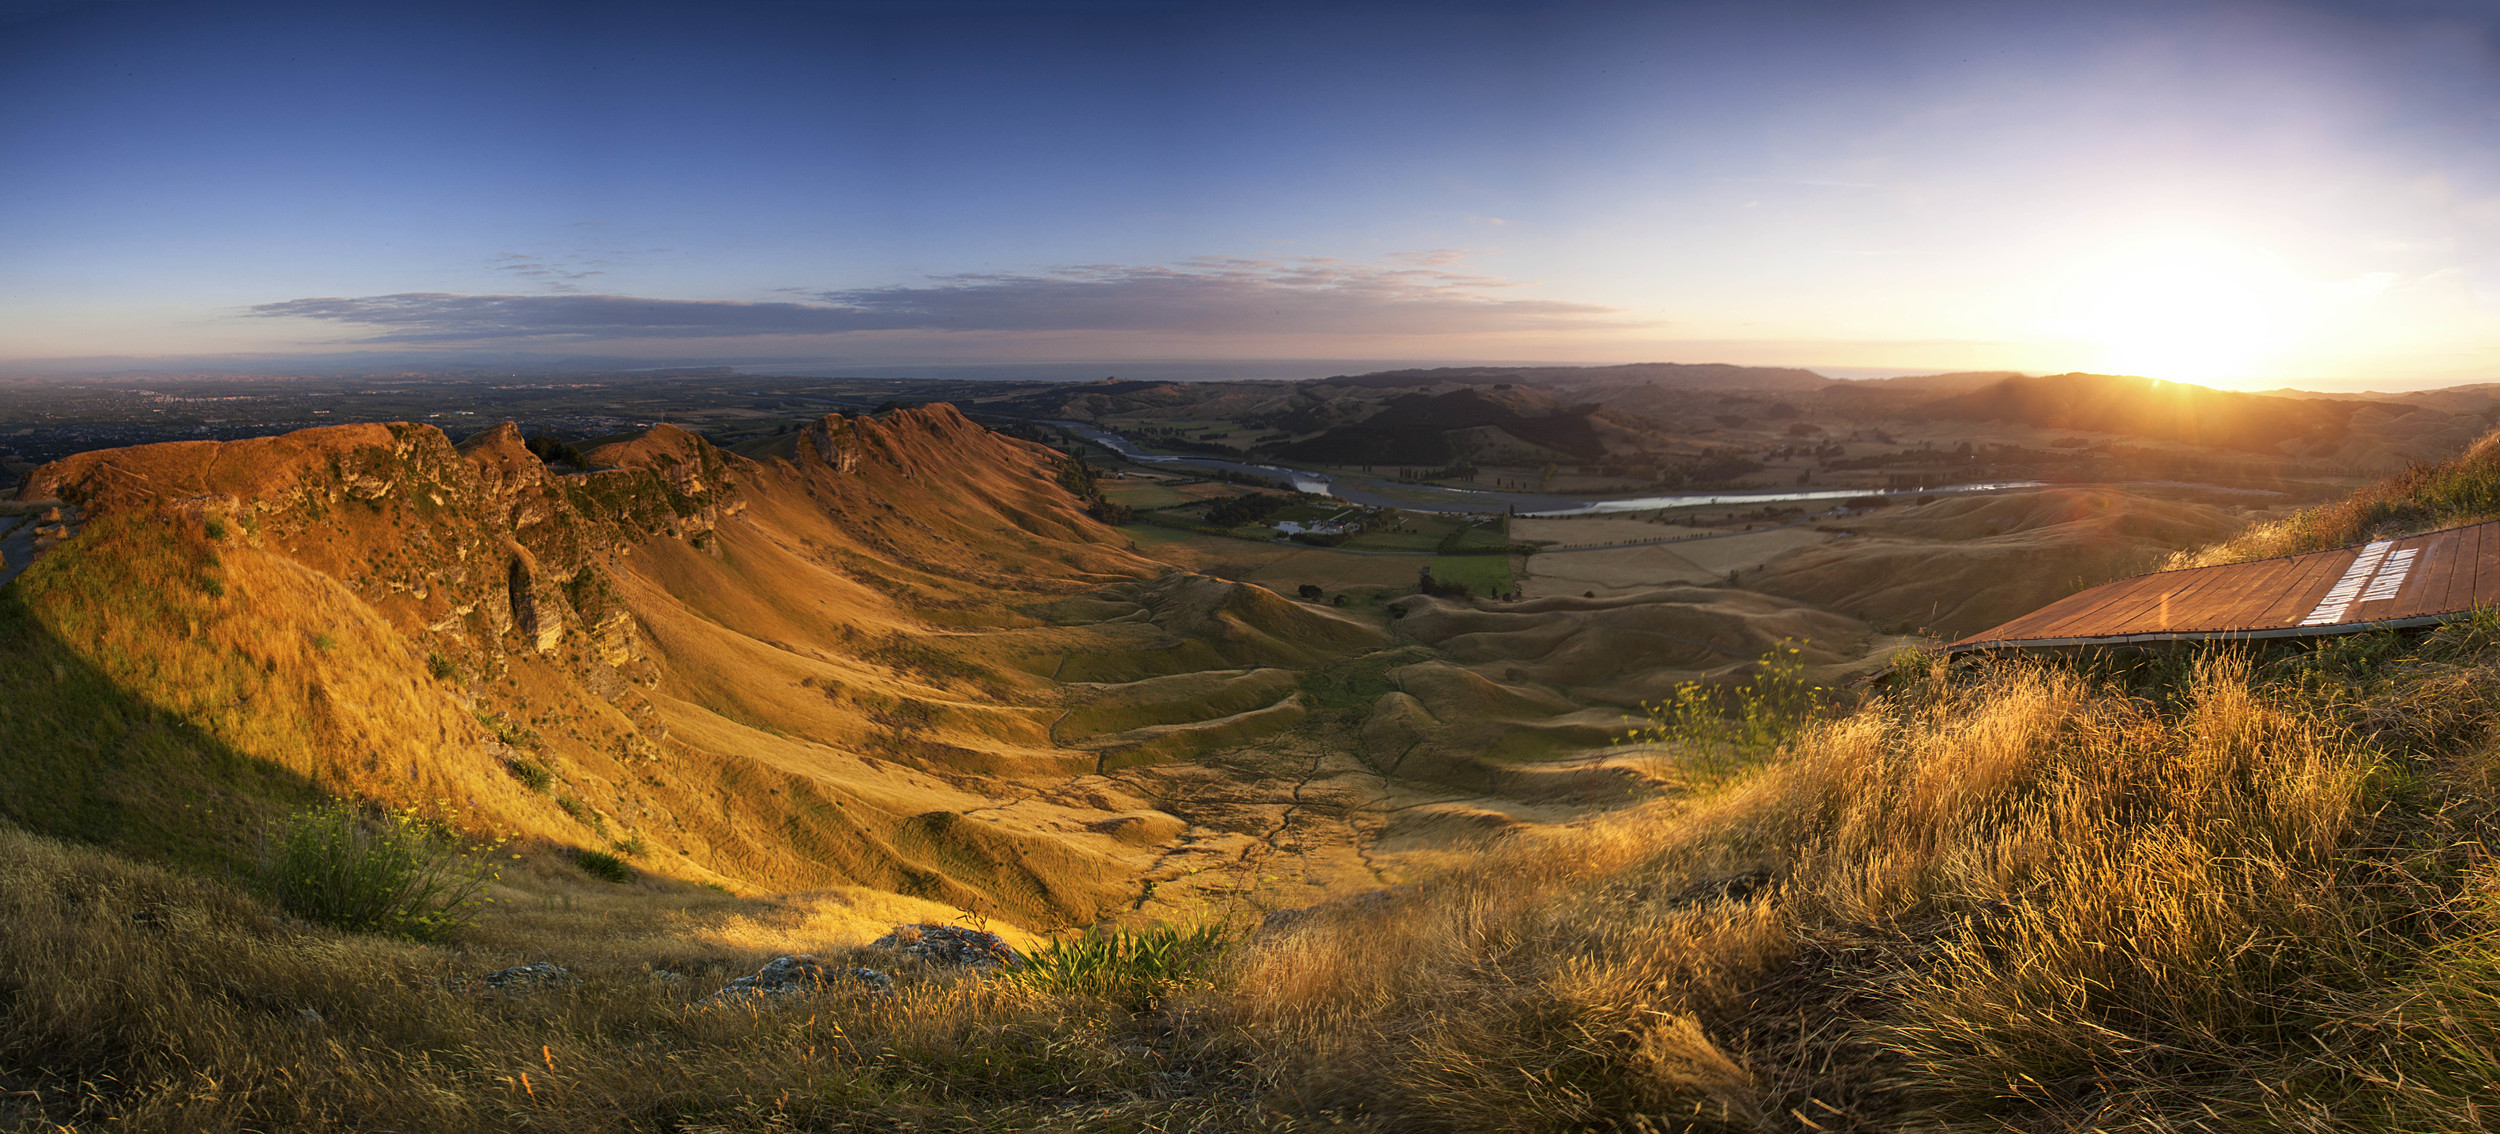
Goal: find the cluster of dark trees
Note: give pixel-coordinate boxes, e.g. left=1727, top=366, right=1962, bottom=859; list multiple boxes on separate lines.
left=1204, top=492, right=1291, bottom=528
left=1054, top=453, right=1134, bottom=524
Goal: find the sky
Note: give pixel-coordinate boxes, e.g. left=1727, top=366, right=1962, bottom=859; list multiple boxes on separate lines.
left=2, top=0, right=2497, bottom=390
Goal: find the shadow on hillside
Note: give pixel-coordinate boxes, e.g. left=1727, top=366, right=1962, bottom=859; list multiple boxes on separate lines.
left=0, top=579, right=325, bottom=876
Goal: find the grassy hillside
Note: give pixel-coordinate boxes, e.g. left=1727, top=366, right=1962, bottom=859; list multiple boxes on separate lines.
left=2176, top=425, right=2500, bottom=567
left=1918, top=371, right=2365, bottom=453
left=21, top=428, right=2500, bottom=1129
left=21, top=618, right=2500, bottom=1129
left=0, top=407, right=1196, bottom=930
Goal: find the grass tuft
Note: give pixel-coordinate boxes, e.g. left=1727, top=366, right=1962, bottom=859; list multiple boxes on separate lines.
left=1003, top=923, right=1233, bottom=1010
left=571, top=848, right=632, bottom=884
left=257, top=802, right=499, bottom=941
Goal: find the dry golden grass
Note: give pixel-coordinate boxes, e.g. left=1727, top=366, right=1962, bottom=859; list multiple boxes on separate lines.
left=34, top=414, right=2500, bottom=1130
left=0, top=820, right=1250, bottom=1133
left=1225, top=646, right=2498, bottom=1131
left=22, top=628, right=2500, bottom=1130
left=2172, top=425, right=2500, bottom=568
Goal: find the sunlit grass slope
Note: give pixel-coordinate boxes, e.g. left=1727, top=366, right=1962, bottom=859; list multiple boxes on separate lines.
left=23, top=624, right=2500, bottom=1130
left=27, top=436, right=2500, bottom=1130
left=0, top=407, right=1197, bottom=930
left=2176, top=424, right=2500, bottom=568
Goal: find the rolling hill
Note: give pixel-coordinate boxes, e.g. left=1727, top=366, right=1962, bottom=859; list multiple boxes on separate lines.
left=2, top=406, right=1220, bottom=927
left=1914, top=371, right=2368, bottom=453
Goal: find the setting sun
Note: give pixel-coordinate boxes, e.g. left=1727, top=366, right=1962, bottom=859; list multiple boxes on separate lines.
left=2050, top=233, right=2307, bottom=386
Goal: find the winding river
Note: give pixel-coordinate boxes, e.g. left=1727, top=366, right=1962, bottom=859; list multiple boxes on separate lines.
left=1051, top=421, right=2049, bottom=517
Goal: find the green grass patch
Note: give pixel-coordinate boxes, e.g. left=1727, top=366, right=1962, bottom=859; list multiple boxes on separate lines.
left=1100, top=481, right=1190, bottom=509
left=572, top=847, right=633, bottom=883
left=0, top=513, right=321, bottom=869
left=1297, top=650, right=1412, bottom=714
left=258, top=802, right=500, bottom=940
left=1004, top=923, right=1234, bottom=1010
left=1339, top=530, right=1443, bottom=552
left=1426, top=553, right=1513, bottom=594
left=1114, top=521, right=1200, bottom=548
left=504, top=758, right=552, bottom=793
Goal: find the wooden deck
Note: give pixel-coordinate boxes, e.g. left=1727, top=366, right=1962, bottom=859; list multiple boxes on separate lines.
left=1949, top=518, right=2500, bottom=653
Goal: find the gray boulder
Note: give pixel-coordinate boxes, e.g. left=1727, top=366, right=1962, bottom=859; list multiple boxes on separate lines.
left=710, top=954, right=893, bottom=1002
left=870, top=923, right=1023, bottom=969
left=481, top=962, right=578, bottom=990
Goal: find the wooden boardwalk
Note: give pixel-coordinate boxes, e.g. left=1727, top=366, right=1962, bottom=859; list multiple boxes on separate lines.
left=1950, top=518, right=2500, bottom=653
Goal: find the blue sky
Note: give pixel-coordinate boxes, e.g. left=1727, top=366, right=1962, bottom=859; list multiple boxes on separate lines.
left=2, top=0, right=2497, bottom=388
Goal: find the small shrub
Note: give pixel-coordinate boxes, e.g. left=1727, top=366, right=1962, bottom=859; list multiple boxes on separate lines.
left=258, top=802, right=498, bottom=940
left=473, top=707, right=536, bottom=748
left=426, top=651, right=459, bottom=681
left=1006, top=923, right=1233, bottom=1010
left=613, top=835, right=648, bottom=858
left=311, top=631, right=337, bottom=653
left=202, top=518, right=227, bottom=541
left=2424, top=603, right=2500, bottom=662
left=505, top=758, right=552, bottom=792
left=1618, top=640, right=1833, bottom=779
left=573, top=848, right=632, bottom=883
left=556, top=794, right=604, bottom=831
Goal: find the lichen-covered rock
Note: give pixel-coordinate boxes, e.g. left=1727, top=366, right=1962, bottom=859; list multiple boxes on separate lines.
left=709, top=954, right=893, bottom=1002
left=870, top=923, right=1023, bottom=969
left=480, top=962, right=578, bottom=990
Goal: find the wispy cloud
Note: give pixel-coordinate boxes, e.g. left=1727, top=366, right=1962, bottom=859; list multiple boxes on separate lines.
left=488, top=252, right=606, bottom=292
left=246, top=256, right=1617, bottom=343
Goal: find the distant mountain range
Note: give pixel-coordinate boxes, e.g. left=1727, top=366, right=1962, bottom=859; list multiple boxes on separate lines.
left=1321, top=362, right=1834, bottom=392
left=1271, top=387, right=1608, bottom=465
left=1917, top=372, right=2371, bottom=453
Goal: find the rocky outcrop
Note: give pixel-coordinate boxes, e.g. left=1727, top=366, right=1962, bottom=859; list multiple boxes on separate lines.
left=709, top=954, right=893, bottom=1001
left=869, top=923, right=1024, bottom=969
left=803, top=414, right=862, bottom=474
left=480, top=962, right=579, bottom=991
left=2, top=405, right=1154, bottom=924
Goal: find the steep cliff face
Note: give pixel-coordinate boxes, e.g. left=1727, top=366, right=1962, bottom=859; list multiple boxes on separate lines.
left=2, top=405, right=1201, bottom=928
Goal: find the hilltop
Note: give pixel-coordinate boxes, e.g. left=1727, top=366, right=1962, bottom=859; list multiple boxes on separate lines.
left=7, top=399, right=1819, bottom=941
left=5, top=405, right=1223, bottom=928
left=1915, top=371, right=2369, bottom=453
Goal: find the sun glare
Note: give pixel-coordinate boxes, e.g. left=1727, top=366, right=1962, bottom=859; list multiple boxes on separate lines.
left=2051, top=233, right=2306, bottom=386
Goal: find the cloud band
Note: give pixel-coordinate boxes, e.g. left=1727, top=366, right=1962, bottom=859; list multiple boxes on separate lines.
left=247, top=257, right=1616, bottom=343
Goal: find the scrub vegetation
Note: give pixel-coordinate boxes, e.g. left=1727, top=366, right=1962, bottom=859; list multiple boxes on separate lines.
left=20, top=621, right=2500, bottom=1129
left=21, top=404, right=2500, bottom=1130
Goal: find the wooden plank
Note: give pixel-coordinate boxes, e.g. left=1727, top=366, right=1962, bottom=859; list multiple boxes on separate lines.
left=2441, top=524, right=2478, bottom=612
left=2198, top=556, right=2313, bottom=631
left=2251, top=549, right=2362, bottom=628
left=2439, top=525, right=2479, bottom=611
left=2378, top=534, right=2443, bottom=614
left=2161, top=559, right=2290, bottom=631
left=1989, top=591, right=2128, bottom=642
left=1949, top=518, right=2500, bottom=651
left=2138, top=554, right=2316, bottom=635
left=2107, top=575, right=2216, bottom=635
left=2093, top=573, right=2219, bottom=636
left=2407, top=530, right=2462, bottom=616
left=2031, top=574, right=2175, bottom=638
left=2005, top=573, right=2160, bottom=639
left=2297, top=540, right=2396, bottom=628
left=2464, top=523, right=2491, bottom=609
